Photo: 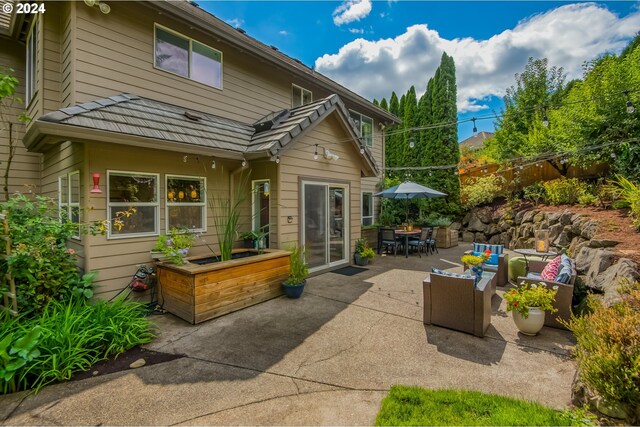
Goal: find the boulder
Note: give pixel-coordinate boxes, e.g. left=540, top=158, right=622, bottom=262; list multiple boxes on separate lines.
left=462, top=212, right=471, bottom=226
left=477, top=207, right=494, bottom=224
left=546, top=212, right=561, bottom=226
left=571, top=212, right=586, bottom=223
left=500, top=232, right=510, bottom=246
left=520, top=223, right=535, bottom=238
left=491, top=211, right=503, bottom=223
left=592, top=397, right=630, bottom=420
left=560, top=210, right=573, bottom=226
left=486, top=224, right=500, bottom=236
left=467, top=213, right=487, bottom=233
left=553, top=231, right=571, bottom=248
left=462, top=231, right=475, bottom=243
left=129, top=358, right=146, bottom=369
left=533, top=212, right=545, bottom=223
left=588, top=239, right=618, bottom=249
left=514, top=209, right=528, bottom=225
left=548, top=223, right=564, bottom=241
left=474, top=232, right=488, bottom=243
left=593, top=259, right=640, bottom=305
left=568, top=237, right=587, bottom=256
left=575, top=247, right=615, bottom=279
left=488, top=234, right=502, bottom=245
left=580, top=221, right=598, bottom=240
left=498, top=219, right=511, bottom=232
left=450, top=222, right=462, bottom=231
left=521, top=210, right=537, bottom=223
left=571, top=216, right=589, bottom=235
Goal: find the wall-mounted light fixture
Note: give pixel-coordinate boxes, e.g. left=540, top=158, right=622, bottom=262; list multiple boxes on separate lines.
left=324, top=148, right=340, bottom=161
left=84, top=0, right=110, bottom=14
left=90, top=172, right=102, bottom=193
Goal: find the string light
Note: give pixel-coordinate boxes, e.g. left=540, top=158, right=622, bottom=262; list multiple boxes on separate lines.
left=241, top=158, right=247, bottom=168
left=625, top=91, right=635, bottom=114
left=314, top=144, right=319, bottom=160
left=541, top=106, right=549, bottom=127
left=360, top=145, right=365, bottom=155
left=210, top=159, right=216, bottom=169
left=275, top=155, right=280, bottom=164
left=472, top=117, right=477, bottom=134
left=409, top=135, right=415, bottom=149
left=183, top=155, right=188, bottom=163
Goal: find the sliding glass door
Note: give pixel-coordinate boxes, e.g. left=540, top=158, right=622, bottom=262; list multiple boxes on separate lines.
left=303, top=182, right=349, bottom=270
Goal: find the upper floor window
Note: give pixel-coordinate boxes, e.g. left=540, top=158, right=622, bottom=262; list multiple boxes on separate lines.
left=349, top=111, right=373, bottom=147
left=154, top=24, right=223, bottom=89
left=292, top=84, right=312, bottom=108
left=25, top=19, right=38, bottom=104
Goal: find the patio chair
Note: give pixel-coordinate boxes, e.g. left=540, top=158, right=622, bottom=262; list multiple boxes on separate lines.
left=408, top=228, right=431, bottom=257
left=379, top=228, right=401, bottom=256
left=464, top=243, right=508, bottom=288
left=423, top=270, right=492, bottom=337
left=516, top=255, right=576, bottom=330
left=426, top=227, right=438, bottom=255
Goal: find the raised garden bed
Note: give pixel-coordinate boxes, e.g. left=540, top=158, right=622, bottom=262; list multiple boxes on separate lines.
left=156, top=249, right=290, bottom=324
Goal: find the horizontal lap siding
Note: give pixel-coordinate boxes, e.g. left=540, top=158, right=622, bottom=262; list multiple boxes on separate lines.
left=42, top=4, right=61, bottom=114
left=73, top=3, right=292, bottom=124
left=278, top=113, right=362, bottom=254
left=0, top=42, right=42, bottom=199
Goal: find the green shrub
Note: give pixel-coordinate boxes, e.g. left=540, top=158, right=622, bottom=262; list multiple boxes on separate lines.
left=0, top=195, right=94, bottom=315
left=0, top=298, right=154, bottom=394
left=568, top=284, right=640, bottom=414
left=543, top=178, right=590, bottom=205
left=578, top=193, right=598, bottom=206
left=461, top=174, right=506, bottom=209
left=612, top=175, right=640, bottom=229
left=523, top=182, right=547, bottom=205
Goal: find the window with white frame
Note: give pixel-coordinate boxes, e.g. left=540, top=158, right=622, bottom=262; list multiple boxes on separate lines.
left=154, top=24, right=223, bottom=89
left=25, top=19, right=38, bottom=103
left=166, top=175, right=206, bottom=232
left=58, top=171, right=80, bottom=239
left=349, top=111, right=373, bottom=147
left=292, top=84, right=312, bottom=108
left=362, top=192, right=374, bottom=226
left=107, top=171, right=159, bottom=238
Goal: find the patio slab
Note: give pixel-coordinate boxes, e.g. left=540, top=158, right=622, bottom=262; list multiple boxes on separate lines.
left=1, top=243, right=577, bottom=425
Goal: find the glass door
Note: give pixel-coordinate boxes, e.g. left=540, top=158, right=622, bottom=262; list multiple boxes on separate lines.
left=252, top=180, right=270, bottom=247
left=303, top=182, right=348, bottom=270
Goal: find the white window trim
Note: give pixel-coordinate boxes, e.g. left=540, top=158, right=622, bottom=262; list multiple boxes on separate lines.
left=291, top=84, right=312, bottom=108
left=361, top=191, right=374, bottom=226
left=153, top=23, right=224, bottom=90
left=349, top=110, right=374, bottom=148
left=165, top=174, right=207, bottom=233
left=251, top=179, right=270, bottom=232
left=25, top=18, right=38, bottom=105
left=107, top=170, right=160, bottom=239
left=58, top=171, right=80, bottom=240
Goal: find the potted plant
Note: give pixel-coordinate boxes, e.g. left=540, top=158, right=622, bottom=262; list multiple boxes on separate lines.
left=461, top=249, right=491, bottom=284
left=151, top=228, right=195, bottom=265
left=504, top=283, right=558, bottom=335
left=354, top=238, right=375, bottom=266
left=282, top=245, right=309, bottom=299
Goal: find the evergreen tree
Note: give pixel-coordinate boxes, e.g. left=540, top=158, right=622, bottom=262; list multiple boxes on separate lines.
left=402, top=86, right=418, bottom=169
left=379, top=98, right=388, bottom=111
left=373, top=98, right=379, bottom=106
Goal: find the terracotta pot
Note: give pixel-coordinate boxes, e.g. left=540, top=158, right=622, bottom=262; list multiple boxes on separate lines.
left=512, top=307, right=545, bottom=336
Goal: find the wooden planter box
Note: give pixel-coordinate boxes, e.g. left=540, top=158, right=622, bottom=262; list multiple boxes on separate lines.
left=436, top=227, right=459, bottom=249
left=156, top=249, right=290, bottom=324
left=361, top=227, right=379, bottom=248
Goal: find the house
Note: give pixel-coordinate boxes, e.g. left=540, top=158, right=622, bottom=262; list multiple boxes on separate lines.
left=0, top=0, right=399, bottom=298
left=459, top=131, right=494, bottom=151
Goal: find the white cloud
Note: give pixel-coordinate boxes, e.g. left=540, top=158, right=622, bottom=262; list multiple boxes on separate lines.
left=316, top=3, right=640, bottom=113
left=333, top=0, right=372, bottom=26
left=279, top=30, right=289, bottom=36
left=226, top=18, right=244, bottom=28
left=349, top=28, right=365, bottom=34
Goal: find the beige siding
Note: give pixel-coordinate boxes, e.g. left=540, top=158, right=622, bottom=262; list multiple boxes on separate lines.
left=0, top=41, right=42, bottom=198
left=278, top=112, right=362, bottom=255
left=42, top=2, right=63, bottom=113
left=59, top=1, right=74, bottom=107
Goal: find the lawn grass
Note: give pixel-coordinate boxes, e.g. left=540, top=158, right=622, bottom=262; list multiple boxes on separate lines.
left=375, top=386, right=591, bottom=426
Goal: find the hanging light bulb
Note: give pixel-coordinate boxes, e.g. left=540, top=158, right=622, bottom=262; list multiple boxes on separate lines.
left=542, top=114, right=549, bottom=128
left=409, top=136, right=415, bottom=149
left=611, top=153, right=617, bottom=159
left=314, top=144, right=319, bottom=160
left=472, top=117, right=477, bottom=134
left=263, top=182, right=270, bottom=196
left=183, top=155, right=188, bottom=163
left=624, top=91, right=635, bottom=114
left=241, top=158, right=247, bottom=168
left=275, top=155, right=280, bottom=164
left=360, top=146, right=365, bottom=155
left=98, top=2, right=110, bottom=14
left=210, top=159, right=216, bottom=169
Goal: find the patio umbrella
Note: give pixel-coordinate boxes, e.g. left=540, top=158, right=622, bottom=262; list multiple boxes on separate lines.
left=374, top=181, right=447, bottom=222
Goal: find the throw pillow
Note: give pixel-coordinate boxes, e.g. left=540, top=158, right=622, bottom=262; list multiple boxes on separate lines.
left=555, top=254, right=574, bottom=284
left=540, top=256, right=562, bottom=281
left=431, top=267, right=472, bottom=279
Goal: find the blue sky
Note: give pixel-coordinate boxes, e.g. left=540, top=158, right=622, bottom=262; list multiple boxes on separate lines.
left=200, top=1, right=640, bottom=141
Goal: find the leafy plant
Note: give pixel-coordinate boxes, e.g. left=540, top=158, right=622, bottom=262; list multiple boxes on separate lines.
left=461, top=249, right=491, bottom=266
left=461, top=174, right=506, bottom=209
left=523, top=182, right=547, bottom=205
left=504, top=283, right=558, bottom=318
left=568, top=283, right=640, bottom=415
left=284, top=245, right=308, bottom=286
left=612, top=174, right=640, bottom=229
left=207, top=174, right=249, bottom=262
left=543, top=178, right=589, bottom=205
left=152, top=228, right=195, bottom=265
left=355, top=239, right=375, bottom=260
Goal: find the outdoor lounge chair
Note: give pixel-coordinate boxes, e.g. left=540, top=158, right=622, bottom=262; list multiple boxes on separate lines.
left=464, top=243, right=508, bottom=288
left=423, top=270, right=492, bottom=337
left=516, top=257, right=576, bottom=330
left=379, top=228, right=401, bottom=256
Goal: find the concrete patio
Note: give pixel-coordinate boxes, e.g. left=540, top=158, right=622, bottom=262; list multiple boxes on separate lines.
left=0, top=243, right=577, bottom=425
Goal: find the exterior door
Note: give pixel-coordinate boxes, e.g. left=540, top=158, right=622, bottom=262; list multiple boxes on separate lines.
left=303, top=182, right=349, bottom=271
left=252, top=180, right=270, bottom=247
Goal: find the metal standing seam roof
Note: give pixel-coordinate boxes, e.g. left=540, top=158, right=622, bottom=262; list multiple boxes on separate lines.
left=36, top=93, right=378, bottom=172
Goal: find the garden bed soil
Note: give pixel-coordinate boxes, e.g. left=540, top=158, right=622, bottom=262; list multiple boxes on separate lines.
left=71, top=345, right=183, bottom=381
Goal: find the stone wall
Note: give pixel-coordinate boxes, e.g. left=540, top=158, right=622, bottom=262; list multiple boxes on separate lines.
left=460, top=206, right=640, bottom=304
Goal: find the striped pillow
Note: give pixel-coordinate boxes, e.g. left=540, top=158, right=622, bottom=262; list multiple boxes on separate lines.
left=473, top=243, right=504, bottom=254
left=540, top=256, right=562, bottom=281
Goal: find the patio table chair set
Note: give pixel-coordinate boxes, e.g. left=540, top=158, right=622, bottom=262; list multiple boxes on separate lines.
left=378, top=227, right=438, bottom=257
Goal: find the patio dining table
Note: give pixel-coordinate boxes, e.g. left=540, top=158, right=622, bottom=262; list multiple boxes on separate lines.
left=395, top=228, right=422, bottom=258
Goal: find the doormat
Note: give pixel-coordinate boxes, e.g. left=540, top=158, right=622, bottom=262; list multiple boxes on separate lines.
left=332, top=266, right=368, bottom=276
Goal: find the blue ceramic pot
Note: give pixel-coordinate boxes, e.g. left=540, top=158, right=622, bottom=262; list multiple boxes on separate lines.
left=471, top=264, right=484, bottom=286
left=282, top=280, right=306, bottom=298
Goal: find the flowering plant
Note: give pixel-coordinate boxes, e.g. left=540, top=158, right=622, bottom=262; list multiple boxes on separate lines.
left=153, top=228, right=195, bottom=265
left=461, top=249, right=491, bottom=266
left=504, top=282, right=559, bottom=318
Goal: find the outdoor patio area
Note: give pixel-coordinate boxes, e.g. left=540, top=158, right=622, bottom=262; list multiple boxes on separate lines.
left=0, top=243, right=577, bottom=425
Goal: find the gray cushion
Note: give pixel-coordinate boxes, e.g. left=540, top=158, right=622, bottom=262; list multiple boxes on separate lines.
left=555, top=254, right=574, bottom=284
left=431, top=267, right=472, bottom=279
left=526, top=272, right=542, bottom=280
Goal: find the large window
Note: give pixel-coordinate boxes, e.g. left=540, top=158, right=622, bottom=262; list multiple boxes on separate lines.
left=349, top=111, right=373, bottom=147
left=25, top=19, right=37, bottom=103
left=59, top=171, right=80, bottom=239
left=362, top=192, right=374, bottom=226
left=154, top=24, right=223, bottom=89
left=166, top=175, right=206, bottom=232
left=107, top=171, right=159, bottom=238
left=292, top=84, right=312, bottom=108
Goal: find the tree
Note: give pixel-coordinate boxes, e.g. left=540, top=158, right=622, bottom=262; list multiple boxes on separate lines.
left=379, top=98, right=388, bottom=111
left=0, top=68, right=31, bottom=200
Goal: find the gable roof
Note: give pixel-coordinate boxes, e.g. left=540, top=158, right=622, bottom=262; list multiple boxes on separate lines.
left=149, top=0, right=399, bottom=126
left=459, top=131, right=494, bottom=150
left=28, top=93, right=379, bottom=174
